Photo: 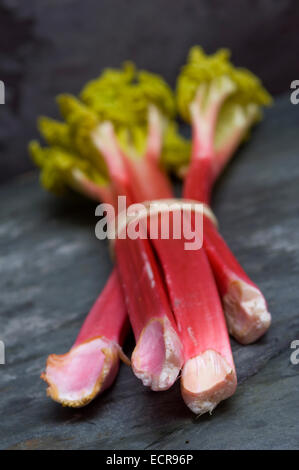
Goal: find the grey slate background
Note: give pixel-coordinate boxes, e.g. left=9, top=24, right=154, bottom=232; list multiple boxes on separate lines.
left=0, top=95, right=298, bottom=450
left=0, top=0, right=299, bottom=182
left=0, top=0, right=299, bottom=451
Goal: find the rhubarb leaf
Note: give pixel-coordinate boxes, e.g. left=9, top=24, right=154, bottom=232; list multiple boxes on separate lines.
left=80, top=62, right=176, bottom=126
left=31, top=63, right=191, bottom=187
left=176, top=46, right=272, bottom=152
left=38, top=117, right=72, bottom=149
left=29, top=140, right=107, bottom=196
left=80, top=62, right=177, bottom=158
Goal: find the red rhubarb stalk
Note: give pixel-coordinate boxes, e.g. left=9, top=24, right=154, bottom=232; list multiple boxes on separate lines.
left=32, top=143, right=130, bottom=406
left=150, top=212, right=237, bottom=414
left=92, top=122, right=135, bottom=203
left=203, top=218, right=271, bottom=344
left=92, top=118, right=184, bottom=390
left=71, top=168, right=116, bottom=206
left=113, top=106, right=173, bottom=203
left=115, top=235, right=183, bottom=390
left=41, top=269, right=129, bottom=407
left=178, top=47, right=272, bottom=344
left=184, top=101, right=271, bottom=344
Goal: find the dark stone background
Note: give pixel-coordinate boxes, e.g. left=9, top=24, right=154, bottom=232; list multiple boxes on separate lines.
left=0, top=0, right=299, bottom=450
left=0, top=95, right=299, bottom=449
left=0, top=0, right=299, bottom=183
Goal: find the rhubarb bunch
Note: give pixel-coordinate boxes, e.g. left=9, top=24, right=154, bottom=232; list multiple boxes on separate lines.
left=30, top=49, right=272, bottom=416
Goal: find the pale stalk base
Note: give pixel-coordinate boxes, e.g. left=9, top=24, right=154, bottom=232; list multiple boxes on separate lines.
left=181, top=350, right=237, bottom=415
left=224, top=280, right=271, bottom=344
left=132, top=317, right=183, bottom=391
left=41, top=337, right=121, bottom=407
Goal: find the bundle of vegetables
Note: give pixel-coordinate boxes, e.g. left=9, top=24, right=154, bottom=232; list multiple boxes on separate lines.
left=30, top=47, right=272, bottom=415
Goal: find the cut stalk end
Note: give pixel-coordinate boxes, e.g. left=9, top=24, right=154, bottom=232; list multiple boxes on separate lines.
left=41, top=337, right=121, bottom=407
left=224, top=280, right=271, bottom=344
left=132, top=318, right=183, bottom=391
left=181, top=350, right=237, bottom=415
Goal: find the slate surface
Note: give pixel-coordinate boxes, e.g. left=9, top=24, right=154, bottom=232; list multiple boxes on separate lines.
left=0, top=95, right=298, bottom=450
left=1, top=0, right=299, bottom=182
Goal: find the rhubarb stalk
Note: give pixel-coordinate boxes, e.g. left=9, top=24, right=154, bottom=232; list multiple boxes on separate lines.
left=177, top=46, right=272, bottom=344
left=115, top=235, right=183, bottom=390
left=41, top=269, right=129, bottom=407
left=149, top=210, right=237, bottom=414
left=91, top=113, right=184, bottom=391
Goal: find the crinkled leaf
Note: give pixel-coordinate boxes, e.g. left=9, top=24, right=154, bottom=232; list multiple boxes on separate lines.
left=38, top=117, right=72, bottom=149
left=80, top=63, right=176, bottom=156
left=30, top=62, right=192, bottom=193
left=80, top=62, right=175, bottom=125
left=176, top=46, right=272, bottom=149
left=29, top=141, right=107, bottom=196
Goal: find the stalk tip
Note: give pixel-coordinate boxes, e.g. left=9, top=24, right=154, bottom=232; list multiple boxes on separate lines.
left=224, top=280, right=271, bottom=344
left=132, top=318, right=183, bottom=391
left=181, top=350, right=237, bottom=415
left=41, top=337, right=120, bottom=407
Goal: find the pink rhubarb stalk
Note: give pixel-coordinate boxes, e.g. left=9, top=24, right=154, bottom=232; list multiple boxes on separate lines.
left=41, top=162, right=128, bottom=407
left=203, top=218, right=271, bottom=344
left=115, top=235, right=183, bottom=390
left=149, top=211, right=237, bottom=414
left=92, top=122, right=135, bottom=202
left=116, top=106, right=173, bottom=204
left=92, top=118, right=184, bottom=390
left=183, top=85, right=271, bottom=345
left=41, top=269, right=129, bottom=407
